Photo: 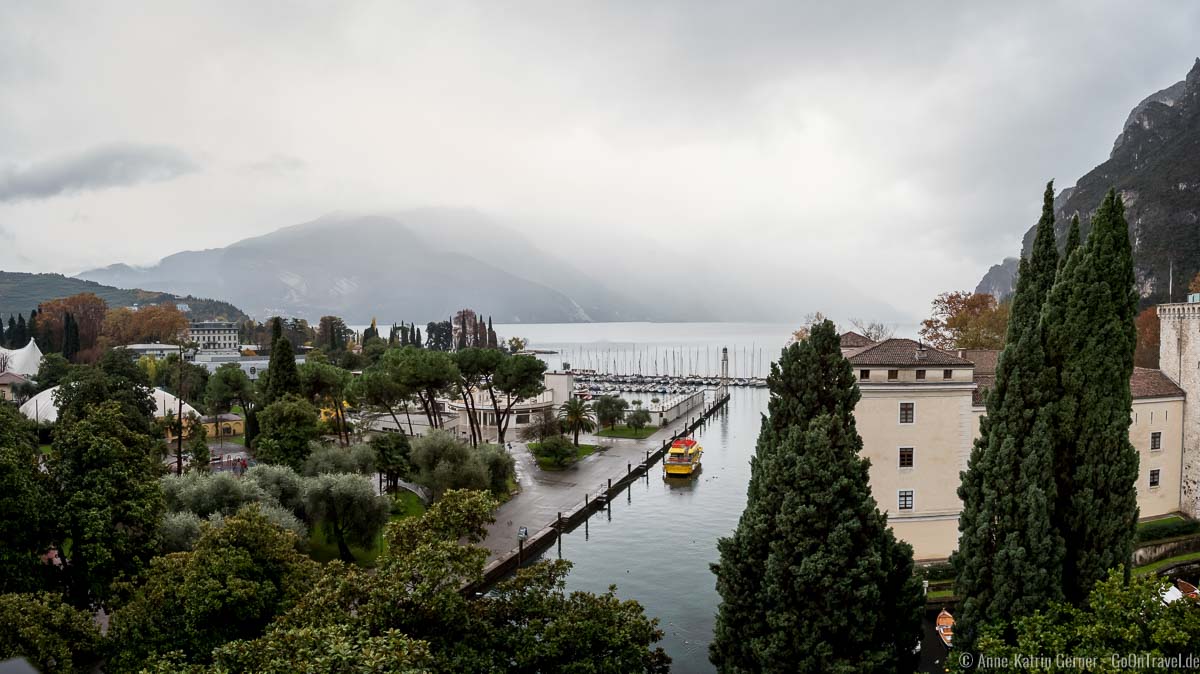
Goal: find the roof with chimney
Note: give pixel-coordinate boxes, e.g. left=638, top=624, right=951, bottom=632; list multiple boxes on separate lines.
left=846, top=338, right=973, bottom=367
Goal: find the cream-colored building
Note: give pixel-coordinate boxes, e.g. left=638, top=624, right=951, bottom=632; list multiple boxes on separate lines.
left=844, top=329, right=1186, bottom=561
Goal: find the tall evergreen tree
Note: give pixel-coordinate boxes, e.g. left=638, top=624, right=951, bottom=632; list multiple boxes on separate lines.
left=263, top=338, right=301, bottom=405
left=414, top=326, right=422, bottom=349
left=1062, top=214, right=1081, bottom=265
left=6, top=315, right=15, bottom=348
left=14, top=314, right=27, bottom=349
left=1042, top=189, right=1139, bottom=604
left=0, top=315, right=5, bottom=349
left=711, top=321, right=922, bottom=672
left=953, top=182, right=1064, bottom=652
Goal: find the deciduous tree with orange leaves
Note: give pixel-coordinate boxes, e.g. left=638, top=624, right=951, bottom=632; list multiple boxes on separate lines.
left=919, top=291, right=1010, bottom=350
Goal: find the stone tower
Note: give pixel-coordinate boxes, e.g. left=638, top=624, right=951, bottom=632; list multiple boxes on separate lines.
left=1159, top=299, right=1200, bottom=517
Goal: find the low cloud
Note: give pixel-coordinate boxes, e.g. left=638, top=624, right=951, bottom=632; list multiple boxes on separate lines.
left=0, top=143, right=197, bottom=202
left=243, top=154, right=306, bottom=175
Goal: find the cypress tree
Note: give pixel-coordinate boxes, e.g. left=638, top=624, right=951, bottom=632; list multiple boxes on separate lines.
left=6, top=316, right=15, bottom=348
left=0, top=316, right=5, bottom=348
left=1042, top=189, right=1139, bottom=604
left=270, top=317, right=283, bottom=348
left=953, top=182, right=1064, bottom=652
left=414, top=326, right=422, bottom=348
left=1062, top=214, right=1081, bottom=264
left=711, top=321, right=922, bottom=672
left=263, top=337, right=301, bottom=405
left=14, top=314, right=27, bottom=349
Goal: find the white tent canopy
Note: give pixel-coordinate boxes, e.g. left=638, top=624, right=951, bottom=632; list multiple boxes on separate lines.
left=0, top=339, right=43, bottom=377
left=19, top=385, right=198, bottom=424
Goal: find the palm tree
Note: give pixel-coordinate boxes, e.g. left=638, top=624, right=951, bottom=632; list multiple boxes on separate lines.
left=558, top=398, right=596, bottom=447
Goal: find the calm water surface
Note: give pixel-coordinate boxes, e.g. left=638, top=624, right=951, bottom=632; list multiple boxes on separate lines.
left=538, top=386, right=767, bottom=672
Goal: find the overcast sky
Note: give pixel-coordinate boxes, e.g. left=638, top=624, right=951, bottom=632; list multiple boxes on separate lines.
left=1, top=1, right=1198, bottom=321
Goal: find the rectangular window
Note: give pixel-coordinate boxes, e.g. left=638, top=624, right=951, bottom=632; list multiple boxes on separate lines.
left=887, top=369, right=899, bottom=381
left=860, top=369, right=870, bottom=380
left=943, top=369, right=953, bottom=380
left=898, top=447, right=914, bottom=468
left=899, top=402, right=915, bottom=424
left=916, top=370, right=926, bottom=380
left=898, top=490, right=914, bottom=511
left=516, top=414, right=530, bottom=424
left=1151, top=432, right=1162, bottom=451
left=1150, top=469, right=1161, bottom=488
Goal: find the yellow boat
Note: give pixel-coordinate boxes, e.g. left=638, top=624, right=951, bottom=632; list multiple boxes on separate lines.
left=664, top=438, right=702, bottom=477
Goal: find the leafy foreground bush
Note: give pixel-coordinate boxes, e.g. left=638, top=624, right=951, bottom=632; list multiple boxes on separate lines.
left=1, top=491, right=670, bottom=673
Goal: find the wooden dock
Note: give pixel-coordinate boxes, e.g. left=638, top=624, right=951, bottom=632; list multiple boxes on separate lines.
left=466, top=389, right=732, bottom=594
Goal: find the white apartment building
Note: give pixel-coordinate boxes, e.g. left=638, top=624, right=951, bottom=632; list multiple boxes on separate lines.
left=845, top=326, right=1186, bottom=561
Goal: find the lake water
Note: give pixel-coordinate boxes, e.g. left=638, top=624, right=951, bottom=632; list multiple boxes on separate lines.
left=538, top=385, right=767, bottom=672
left=361, top=321, right=944, bottom=671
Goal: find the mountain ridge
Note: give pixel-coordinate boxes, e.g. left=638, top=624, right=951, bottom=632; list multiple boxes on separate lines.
left=976, top=57, right=1200, bottom=304
left=0, top=271, right=248, bottom=322
left=77, top=211, right=661, bottom=323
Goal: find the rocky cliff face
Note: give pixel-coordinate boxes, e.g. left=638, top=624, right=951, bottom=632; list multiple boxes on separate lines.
left=977, top=58, right=1200, bottom=304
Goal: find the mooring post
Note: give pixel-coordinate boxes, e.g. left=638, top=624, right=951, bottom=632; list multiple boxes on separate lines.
left=557, top=511, right=562, bottom=529
left=585, top=493, right=589, bottom=508
left=627, top=462, right=631, bottom=474
left=608, top=477, right=612, bottom=492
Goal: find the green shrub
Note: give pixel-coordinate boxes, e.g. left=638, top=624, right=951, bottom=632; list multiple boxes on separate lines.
left=915, top=561, right=956, bottom=582
left=1136, top=516, right=1200, bottom=543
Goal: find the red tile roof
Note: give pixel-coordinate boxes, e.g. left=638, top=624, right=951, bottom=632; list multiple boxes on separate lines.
left=1130, top=368, right=1185, bottom=399
left=973, top=367, right=1183, bottom=407
left=958, top=349, right=1000, bottom=375
left=847, top=338, right=973, bottom=367
left=840, top=331, right=875, bottom=348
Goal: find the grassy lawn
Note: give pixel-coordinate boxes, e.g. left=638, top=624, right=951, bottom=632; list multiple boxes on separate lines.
left=1135, top=550, right=1200, bottom=576
left=38, top=444, right=51, bottom=455
left=307, top=523, right=384, bottom=566
left=528, top=442, right=600, bottom=471
left=597, top=425, right=658, bottom=440
left=391, top=490, right=426, bottom=519
left=926, top=588, right=956, bottom=600
left=308, top=491, right=427, bottom=566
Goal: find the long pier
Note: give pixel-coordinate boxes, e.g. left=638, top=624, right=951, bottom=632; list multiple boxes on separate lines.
left=466, top=388, right=732, bottom=594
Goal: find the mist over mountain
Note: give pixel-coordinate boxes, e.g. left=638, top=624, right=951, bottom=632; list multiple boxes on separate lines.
left=77, top=209, right=905, bottom=325
left=977, top=58, right=1200, bottom=304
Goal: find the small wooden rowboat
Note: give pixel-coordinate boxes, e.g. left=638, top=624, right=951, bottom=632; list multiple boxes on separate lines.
left=1177, top=579, right=1199, bottom=599
left=935, top=609, right=955, bottom=649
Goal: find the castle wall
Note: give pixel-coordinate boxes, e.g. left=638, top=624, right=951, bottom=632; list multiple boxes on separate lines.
left=1158, top=303, right=1200, bottom=517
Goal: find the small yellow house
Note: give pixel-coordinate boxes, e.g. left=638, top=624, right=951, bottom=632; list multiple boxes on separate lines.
left=200, top=413, right=245, bottom=439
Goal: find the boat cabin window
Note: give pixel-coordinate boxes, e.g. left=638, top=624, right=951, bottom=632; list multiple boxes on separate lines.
left=898, top=490, right=914, bottom=511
